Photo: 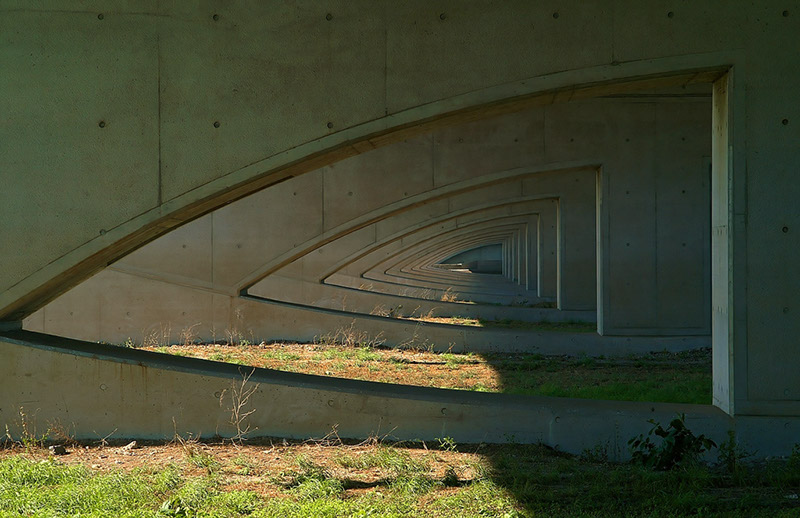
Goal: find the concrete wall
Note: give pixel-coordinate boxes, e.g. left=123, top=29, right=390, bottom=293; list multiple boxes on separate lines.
left=24, top=97, right=710, bottom=350
left=444, top=244, right=503, bottom=264
left=4, top=2, right=800, bottom=443
left=3, top=330, right=798, bottom=460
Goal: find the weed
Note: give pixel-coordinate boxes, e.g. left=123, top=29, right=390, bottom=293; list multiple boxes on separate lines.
left=629, top=414, right=716, bottom=470
left=286, top=455, right=344, bottom=500
left=440, top=287, right=459, bottom=302
left=179, top=322, right=201, bottom=346
left=232, top=454, right=257, bottom=476
left=717, top=430, right=753, bottom=474
left=142, top=322, right=172, bottom=348
left=7, top=408, right=48, bottom=453
left=93, top=428, right=117, bottom=448
left=580, top=442, right=610, bottom=463
left=369, top=304, right=390, bottom=317
left=336, top=444, right=430, bottom=480
left=45, top=419, right=77, bottom=448
left=175, top=433, right=219, bottom=474
left=437, top=436, right=458, bottom=452
left=219, top=367, right=260, bottom=446
left=316, top=320, right=386, bottom=348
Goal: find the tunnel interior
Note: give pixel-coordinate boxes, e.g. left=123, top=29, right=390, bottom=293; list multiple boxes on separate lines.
left=20, top=77, right=716, bottom=406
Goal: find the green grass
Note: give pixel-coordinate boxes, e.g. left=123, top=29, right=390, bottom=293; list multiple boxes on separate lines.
left=3, top=441, right=800, bottom=517
left=144, top=343, right=713, bottom=405
left=489, top=353, right=711, bottom=404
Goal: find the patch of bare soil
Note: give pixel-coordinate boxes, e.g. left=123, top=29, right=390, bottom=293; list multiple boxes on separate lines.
left=0, top=439, right=486, bottom=499
left=144, top=342, right=503, bottom=391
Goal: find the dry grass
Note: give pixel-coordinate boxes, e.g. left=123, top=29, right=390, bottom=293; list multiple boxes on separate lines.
left=142, top=343, right=712, bottom=404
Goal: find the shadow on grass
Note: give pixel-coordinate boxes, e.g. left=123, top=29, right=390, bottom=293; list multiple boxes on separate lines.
left=479, top=349, right=712, bottom=404
left=474, top=442, right=800, bottom=517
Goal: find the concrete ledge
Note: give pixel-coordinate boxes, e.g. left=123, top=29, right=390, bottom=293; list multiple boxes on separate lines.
left=239, top=295, right=708, bottom=355
left=0, top=330, right=727, bottom=459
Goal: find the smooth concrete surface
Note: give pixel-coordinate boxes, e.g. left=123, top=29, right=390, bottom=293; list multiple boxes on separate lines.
left=26, top=97, right=711, bottom=349
left=249, top=275, right=589, bottom=323
left=444, top=244, right=503, bottom=265
left=3, top=331, right=797, bottom=459
left=25, top=266, right=705, bottom=354
left=0, top=331, right=724, bottom=457
left=16, top=96, right=709, bottom=337
left=4, top=2, right=800, bottom=448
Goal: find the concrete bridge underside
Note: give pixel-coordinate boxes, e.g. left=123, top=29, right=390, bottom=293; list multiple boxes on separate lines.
left=2, top=1, right=800, bottom=457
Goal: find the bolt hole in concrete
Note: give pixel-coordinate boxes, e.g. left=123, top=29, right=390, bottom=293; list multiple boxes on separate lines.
left=326, top=13, right=332, bottom=21
left=98, top=121, right=105, bottom=128
left=212, top=13, right=219, bottom=21
left=552, top=12, right=559, bottom=18
left=439, top=13, right=446, bottom=20
left=97, top=13, right=104, bottom=20
left=213, top=121, right=220, bottom=128
left=783, top=118, right=789, bottom=125
left=783, top=9, right=790, bottom=16
left=783, top=226, right=789, bottom=233
left=667, top=11, right=674, bottom=18
left=327, top=121, right=334, bottom=129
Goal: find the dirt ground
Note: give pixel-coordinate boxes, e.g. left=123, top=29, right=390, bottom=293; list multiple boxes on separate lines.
left=139, top=342, right=712, bottom=401
left=0, top=438, right=485, bottom=499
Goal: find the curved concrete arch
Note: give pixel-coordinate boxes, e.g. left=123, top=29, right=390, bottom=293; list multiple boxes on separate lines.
left=315, top=194, right=558, bottom=284
left=250, top=200, right=567, bottom=320
left=235, top=163, right=584, bottom=293
left=322, top=209, right=546, bottom=297
left=10, top=3, right=800, bottom=453
left=441, top=244, right=503, bottom=265
left=361, top=226, right=524, bottom=294
left=370, top=224, right=529, bottom=289
left=2, top=45, right=723, bottom=322
left=317, top=196, right=560, bottom=300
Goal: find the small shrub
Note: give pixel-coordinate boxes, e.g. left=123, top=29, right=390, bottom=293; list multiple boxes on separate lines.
left=628, top=413, right=716, bottom=470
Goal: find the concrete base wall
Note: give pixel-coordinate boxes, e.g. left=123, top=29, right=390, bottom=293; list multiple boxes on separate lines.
left=2, top=331, right=794, bottom=460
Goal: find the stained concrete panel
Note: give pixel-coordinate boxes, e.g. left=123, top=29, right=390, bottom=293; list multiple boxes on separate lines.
left=654, top=102, right=711, bottom=332
left=374, top=199, right=451, bottom=241
left=447, top=181, right=523, bottom=213
left=433, top=110, right=546, bottom=187
left=212, top=172, right=324, bottom=289
left=601, top=106, right=658, bottom=329
left=41, top=273, right=105, bottom=343
left=158, top=1, right=386, bottom=202
left=522, top=169, right=597, bottom=310
left=386, top=1, right=613, bottom=113
left=294, top=225, right=378, bottom=281
left=98, top=273, right=222, bottom=347
left=611, top=0, right=748, bottom=63
left=0, top=8, right=159, bottom=292
left=116, top=215, right=213, bottom=286
left=323, top=137, right=434, bottom=230
left=745, top=76, right=800, bottom=401
left=453, top=206, right=512, bottom=226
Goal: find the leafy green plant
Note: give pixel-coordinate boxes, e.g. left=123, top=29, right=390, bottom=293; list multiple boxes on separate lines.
left=437, top=436, right=458, bottom=452
left=628, top=413, right=716, bottom=470
left=717, top=430, right=753, bottom=474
